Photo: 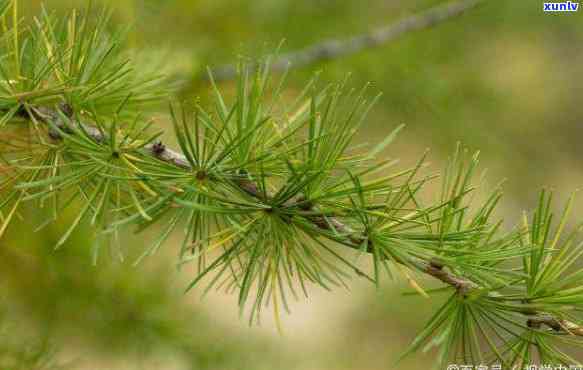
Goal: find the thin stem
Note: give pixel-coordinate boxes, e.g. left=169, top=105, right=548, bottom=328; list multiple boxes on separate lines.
left=197, top=0, right=485, bottom=83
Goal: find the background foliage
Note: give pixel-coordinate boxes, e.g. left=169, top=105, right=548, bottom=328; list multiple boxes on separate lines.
left=1, top=1, right=582, bottom=369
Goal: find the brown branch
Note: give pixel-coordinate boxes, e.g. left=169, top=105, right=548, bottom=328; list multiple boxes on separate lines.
left=424, top=261, right=478, bottom=295
left=527, top=315, right=583, bottom=336
left=199, top=0, right=485, bottom=83
left=24, top=103, right=583, bottom=337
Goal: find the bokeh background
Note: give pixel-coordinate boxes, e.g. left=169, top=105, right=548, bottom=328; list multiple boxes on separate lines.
left=1, top=1, right=582, bottom=369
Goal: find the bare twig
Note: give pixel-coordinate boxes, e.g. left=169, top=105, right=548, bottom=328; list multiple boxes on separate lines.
left=200, top=0, right=485, bottom=83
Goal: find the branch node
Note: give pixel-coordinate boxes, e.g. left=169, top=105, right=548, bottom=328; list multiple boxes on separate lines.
left=58, top=102, right=74, bottom=118
left=152, top=141, right=166, bottom=155
left=195, top=170, right=207, bottom=180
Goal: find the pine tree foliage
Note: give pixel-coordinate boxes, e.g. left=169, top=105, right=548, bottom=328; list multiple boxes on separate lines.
left=0, top=1, right=582, bottom=367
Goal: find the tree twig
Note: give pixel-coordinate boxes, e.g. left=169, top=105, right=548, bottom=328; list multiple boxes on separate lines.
left=200, top=0, right=485, bottom=83
left=527, top=315, right=583, bottom=336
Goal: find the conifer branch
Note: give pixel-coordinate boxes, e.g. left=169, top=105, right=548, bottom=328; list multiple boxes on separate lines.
left=23, top=103, right=583, bottom=340
left=26, top=105, right=477, bottom=286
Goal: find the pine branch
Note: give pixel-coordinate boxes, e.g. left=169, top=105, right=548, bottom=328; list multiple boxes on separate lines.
left=25, top=103, right=583, bottom=339
left=199, top=0, right=485, bottom=83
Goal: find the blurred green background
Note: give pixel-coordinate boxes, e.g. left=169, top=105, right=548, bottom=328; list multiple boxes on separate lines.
left=2, top=1, right=582, bottom=369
